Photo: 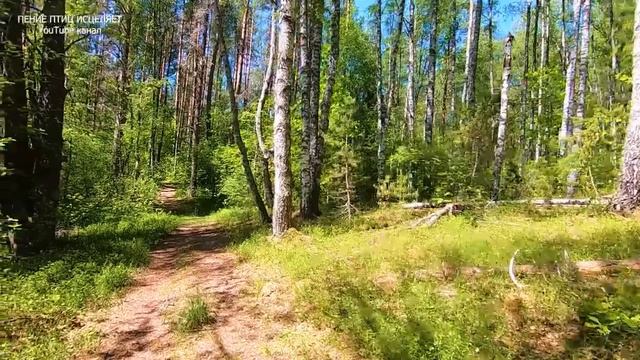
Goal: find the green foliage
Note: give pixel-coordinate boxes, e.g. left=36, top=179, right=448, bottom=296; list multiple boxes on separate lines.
left=582, top=284, right=640, bottom=338
left=0, top=213, right=179, bottom=359
left=173, top=296, right=214, bottom=333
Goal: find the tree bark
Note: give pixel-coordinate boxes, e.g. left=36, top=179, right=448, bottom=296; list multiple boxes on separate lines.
left=212, top=0, right=270, bottom=223
left=424, top=0, right=438, bottom=143
left=300, top=0, right=315, bottom=219
left=313, top=0, right=341, bottom=215
left=462, top=0, right=482, bottom=107
left=491, top=34, right=514, bottom=201
left=255, top=9, right=277, bottom=209
left=521, top=1, right=531, bottom=166
left=613, top=0, right=640, bottom=211
left=272, top=0, right=296, bottom=235
left=441, top=1, right=458, bottom=130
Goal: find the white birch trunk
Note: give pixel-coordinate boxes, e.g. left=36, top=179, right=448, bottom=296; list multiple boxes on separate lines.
left=559, top=0, right=582, bottom=157
left=272, top=0, right=295, bottom=236
left=462, top=0, right=482, bottom=107
left=491, top=34, right=514, bottom=201
left=404, top=0, right=416, bottom=140
left=613, top=0, right=640, bottom=211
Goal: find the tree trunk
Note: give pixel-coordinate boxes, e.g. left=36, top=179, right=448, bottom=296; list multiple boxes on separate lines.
left=375, top=0, right=389, bottom=183
left=212, top=0, right=270, bottom=223
left=614, top=0, right=640, bottom=211
left=567, top=0, right=590, bottom=197
left=300, top=0, right=315, bottom=219
left=558, top=0, right=582, bottom=157
left=608, top=0, right=617, bottom=110
left=535, top=0, right=550, bottom=161
left=487, top=0, right=495, bottom=96
left=272, top=0, right=296, bottom=236
left=386, top=0, right=405, bottom=113
left=31, top=0, right=67, bottom=248
left=441, top=1, right=458, bottom=130
left=112, top=8, right=133, bottom=177
left=405, top=0, right=416, bottom=140
left=424, top=0, right=438, bottom=143
left=255, top=9, right=278, bottom=209
left=521, top=1, right=531, bottom=166
left=313, top=0, right=341, bottom=215
left=491, top=34, right=514, bottom=201
left=1, top=0, right=33, bottom=255
left=462, top=0, right=482, bottom=107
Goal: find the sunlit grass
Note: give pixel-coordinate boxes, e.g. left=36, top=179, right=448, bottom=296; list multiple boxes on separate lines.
left=234, top=205, right=640, bottom=359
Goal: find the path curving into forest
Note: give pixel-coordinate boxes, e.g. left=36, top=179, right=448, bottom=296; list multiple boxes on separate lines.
left=76, top=186, right=353, bottom=360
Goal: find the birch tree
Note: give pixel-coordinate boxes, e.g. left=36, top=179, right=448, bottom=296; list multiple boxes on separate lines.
left=424, top=0, right=438, bottom=143
left=559, top=0, right=583, bottom=157
left=272, top=0, right=296, bottom=235
left=613, top=0, right=640, bottom=211
left=254, top=9, right=277, bottom=209
left=386, top=0, right=405, bottom=112
left=404, top=0, right=416, bottom=139
left=491, top=34, right=514, bottom=201
left=376, top=0, right=389, bottom=182
left=462, top=0, right=482, bottom=107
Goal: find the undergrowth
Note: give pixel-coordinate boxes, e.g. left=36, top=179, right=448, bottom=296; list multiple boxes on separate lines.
left=0, top=213, right=179, bottom=360
left=234, top=205, right=640, bottom=359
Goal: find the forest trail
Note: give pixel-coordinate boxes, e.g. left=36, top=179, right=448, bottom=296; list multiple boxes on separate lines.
left=76, top=186, right=352, bottom=360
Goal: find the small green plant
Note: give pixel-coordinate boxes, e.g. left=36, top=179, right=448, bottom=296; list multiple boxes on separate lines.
left=174, top=296, right=214, bottom=333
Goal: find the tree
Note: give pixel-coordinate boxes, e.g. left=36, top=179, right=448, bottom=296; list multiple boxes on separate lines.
left=314, top=0, right=341, bottom=214
left=386, top=0, right=405, bottom=112
left=1, top=0, right=33, bottom=255
left=272, top=0, right=296, bottom=236
left=212, top=0, right=270, bottom=223
left=559, top=0, right=582, bottom=157
left=112, top=3, right=133, bottom=177
left=255, top=8, right=277, bottom=209
left=424, top=0, right=438, bottom=143
left=462, top=0, right=482, bottom=107
left=375, top=0, right=389, bottom=182
left=404, top=0, right=416, bottom=139
left=491, top=34, right=514, bottom=201
left=612, top=0, right=640, bottom=211
left=32, top=0, right=67, bottom=246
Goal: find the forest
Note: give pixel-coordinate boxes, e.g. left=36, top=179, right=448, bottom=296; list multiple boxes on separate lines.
left=2, top=0, right=640, bottom=358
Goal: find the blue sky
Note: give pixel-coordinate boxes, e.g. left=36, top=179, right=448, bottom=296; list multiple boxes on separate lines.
left=352, top=0, right=521, bottom=39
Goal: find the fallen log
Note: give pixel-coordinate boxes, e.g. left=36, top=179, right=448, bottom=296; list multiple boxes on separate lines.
left=402, top=201, right=445, bottom=209
left=411, top=203, right=462, bottom=227
left=404, top=198, right=610, bottom=210
left=414, top=258, right=640, bottom=283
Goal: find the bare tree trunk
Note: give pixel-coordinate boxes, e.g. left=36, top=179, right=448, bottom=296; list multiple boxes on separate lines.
left=314, top=0, right=341, bottom=215
left=424, top=0, right=438, bottom=143
left=491, top=34, right=514, bottom=201
left=535, top=0, right=549, bottom=161
left=613, top=0, right=640, bottom=211
left=386, top=0, right=405, bottom=113
left=561, top=0, right=568, bottom=75
left=300, top=0, right=314, bottom=219
left=376, top=0, right=389, bottom=183
left=405, top=0, right=416, bottom=140
left=462, top=0, right=482, bottom=107
left=255, top=9, right=277, bottom=209
left=559, top=0, right=582, bottom=157
left=272, top=0, right=296, bottom=235
left=212, top=0, right=270, bottom=223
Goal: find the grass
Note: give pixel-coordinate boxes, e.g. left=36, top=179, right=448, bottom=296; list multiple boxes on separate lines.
left=173, top=296, right=214, bottom=333
left=234, top=205, right=640, bottom=359
left=0, top=212, right=180, bottom=360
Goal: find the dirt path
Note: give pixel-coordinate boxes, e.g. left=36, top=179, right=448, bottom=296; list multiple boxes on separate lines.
left=76, top=188, right=354, bottom=360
